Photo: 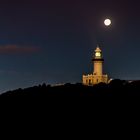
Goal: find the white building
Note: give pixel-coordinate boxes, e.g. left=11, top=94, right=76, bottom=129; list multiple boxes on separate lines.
left=83, top=45, right=108, bottom=85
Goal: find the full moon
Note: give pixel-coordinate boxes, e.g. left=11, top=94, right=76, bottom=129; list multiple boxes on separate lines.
left=104, top=19, right=111, bottom=26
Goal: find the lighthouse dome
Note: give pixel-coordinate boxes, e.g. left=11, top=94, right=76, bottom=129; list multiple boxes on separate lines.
left=95, top=46, right=101, bottom=52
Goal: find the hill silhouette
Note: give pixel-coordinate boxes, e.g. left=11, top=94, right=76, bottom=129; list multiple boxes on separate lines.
left=1, top=79, right=140, bottom=97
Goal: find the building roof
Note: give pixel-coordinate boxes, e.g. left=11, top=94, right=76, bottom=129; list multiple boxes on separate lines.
left=95, top=46, right=101, bottom=52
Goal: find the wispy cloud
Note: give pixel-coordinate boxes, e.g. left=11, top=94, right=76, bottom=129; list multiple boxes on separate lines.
left=0, top=45, right=40, bottom=54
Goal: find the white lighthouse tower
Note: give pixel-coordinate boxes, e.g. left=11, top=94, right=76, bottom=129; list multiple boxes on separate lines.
left=93, top=46, right=103, bottom=76
left=83, top=45, right=108, bottom=85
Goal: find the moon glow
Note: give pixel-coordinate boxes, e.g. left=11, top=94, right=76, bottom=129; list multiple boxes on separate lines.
left=104, top=19, right=111, bottom=26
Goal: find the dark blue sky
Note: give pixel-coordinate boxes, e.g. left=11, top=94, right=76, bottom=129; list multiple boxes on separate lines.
left=0, top=0, right=140, bottom=92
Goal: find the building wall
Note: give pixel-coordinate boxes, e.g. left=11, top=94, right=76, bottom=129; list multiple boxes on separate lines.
left=93, top=61, right=103, bottom=75
left=83, top=74, right=108, bottom=85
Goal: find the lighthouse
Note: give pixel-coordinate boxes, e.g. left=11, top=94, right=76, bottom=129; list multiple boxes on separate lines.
left=83, top=45, right=108, bottom=85
left=93, top=46, right=103, bottom=76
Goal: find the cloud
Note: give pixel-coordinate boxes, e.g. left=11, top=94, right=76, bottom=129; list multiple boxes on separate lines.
left=0, top=45, right=40, bottom=54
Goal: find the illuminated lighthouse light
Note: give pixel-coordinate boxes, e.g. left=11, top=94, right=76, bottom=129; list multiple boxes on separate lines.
left=95, top=52, right=101, bottom=57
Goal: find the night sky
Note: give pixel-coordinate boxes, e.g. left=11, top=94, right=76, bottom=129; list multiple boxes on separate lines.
left=0, top=0, right=140, bottom=92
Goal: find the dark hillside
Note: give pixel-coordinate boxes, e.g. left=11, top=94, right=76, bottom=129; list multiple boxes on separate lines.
left=1, top=79, right=140, bottom=97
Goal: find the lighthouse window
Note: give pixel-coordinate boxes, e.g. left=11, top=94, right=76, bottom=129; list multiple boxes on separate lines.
left=95, top=52, right=101, bottom=57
